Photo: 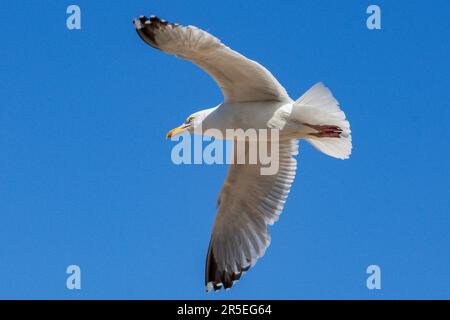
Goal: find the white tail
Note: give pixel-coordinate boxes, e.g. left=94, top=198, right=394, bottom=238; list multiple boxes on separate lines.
left=293, top=82, right=352, bottom=159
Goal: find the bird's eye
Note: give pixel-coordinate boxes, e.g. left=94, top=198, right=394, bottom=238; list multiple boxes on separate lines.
left=186, top=116, right=194, bottom=124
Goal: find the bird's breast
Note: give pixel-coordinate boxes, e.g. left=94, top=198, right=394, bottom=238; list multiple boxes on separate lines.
left=225, top=101, right=289, bottom=126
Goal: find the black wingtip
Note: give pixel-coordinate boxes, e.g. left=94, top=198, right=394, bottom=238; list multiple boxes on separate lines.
left=205, top=241, right=251, bottom=292
left=133, top=14, right=181, bottom=49
left=133, top=15, right=158, bottom=48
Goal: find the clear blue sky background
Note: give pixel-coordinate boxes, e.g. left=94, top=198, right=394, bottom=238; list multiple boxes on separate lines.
left=0, top=0, right=448, bottom=299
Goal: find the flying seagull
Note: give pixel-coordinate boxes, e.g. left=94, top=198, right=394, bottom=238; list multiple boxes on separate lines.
left=133, top=15, right=352, bottom=292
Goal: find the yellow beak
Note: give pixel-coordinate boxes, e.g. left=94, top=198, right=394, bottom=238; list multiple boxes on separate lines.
left=166, top=124, right=189, bottom=139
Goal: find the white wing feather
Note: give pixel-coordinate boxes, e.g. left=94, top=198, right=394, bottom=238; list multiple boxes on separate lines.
left=205, top=140, right=298, bottom=291
left=134, top=16, right=290, bottom=103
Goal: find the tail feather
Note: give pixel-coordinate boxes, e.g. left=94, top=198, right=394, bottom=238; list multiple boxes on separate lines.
left=293, top=83, right=352, bottom=159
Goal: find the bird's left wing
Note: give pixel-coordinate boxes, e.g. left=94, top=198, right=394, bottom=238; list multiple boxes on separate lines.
left=206, top=140, right=299, bottom=291
left=133, top=15, right=290, bottom=103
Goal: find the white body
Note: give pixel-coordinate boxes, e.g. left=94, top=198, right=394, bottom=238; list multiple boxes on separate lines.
left=201, top=101, right=291, bottom=135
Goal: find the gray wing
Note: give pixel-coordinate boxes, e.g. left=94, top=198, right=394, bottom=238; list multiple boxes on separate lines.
left=133, top=15, right=290, bottom=103
left=206, top=140, right=299, bottom=291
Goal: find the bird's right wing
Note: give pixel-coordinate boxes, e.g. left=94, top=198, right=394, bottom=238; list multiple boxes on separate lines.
left=133, top=15, right=291, bottom=103
left=206, top=140, right=299, bottom=291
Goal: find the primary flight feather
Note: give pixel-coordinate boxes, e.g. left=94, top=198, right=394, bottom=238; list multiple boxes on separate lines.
left=133, top=15, right=352, bottom=292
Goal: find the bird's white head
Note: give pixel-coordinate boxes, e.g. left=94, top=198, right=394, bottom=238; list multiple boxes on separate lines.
left=166, top=107, right=216, bottom=138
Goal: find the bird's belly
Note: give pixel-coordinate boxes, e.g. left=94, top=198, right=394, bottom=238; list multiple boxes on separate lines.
left=204, top=101, right=291, bottom=140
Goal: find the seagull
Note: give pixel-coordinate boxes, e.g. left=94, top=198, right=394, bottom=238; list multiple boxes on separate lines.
left=133, top=15, right=352, bottom=292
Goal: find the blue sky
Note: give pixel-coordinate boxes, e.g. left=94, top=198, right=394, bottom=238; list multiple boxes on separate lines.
left=0, top=0, right=448, bottom=299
